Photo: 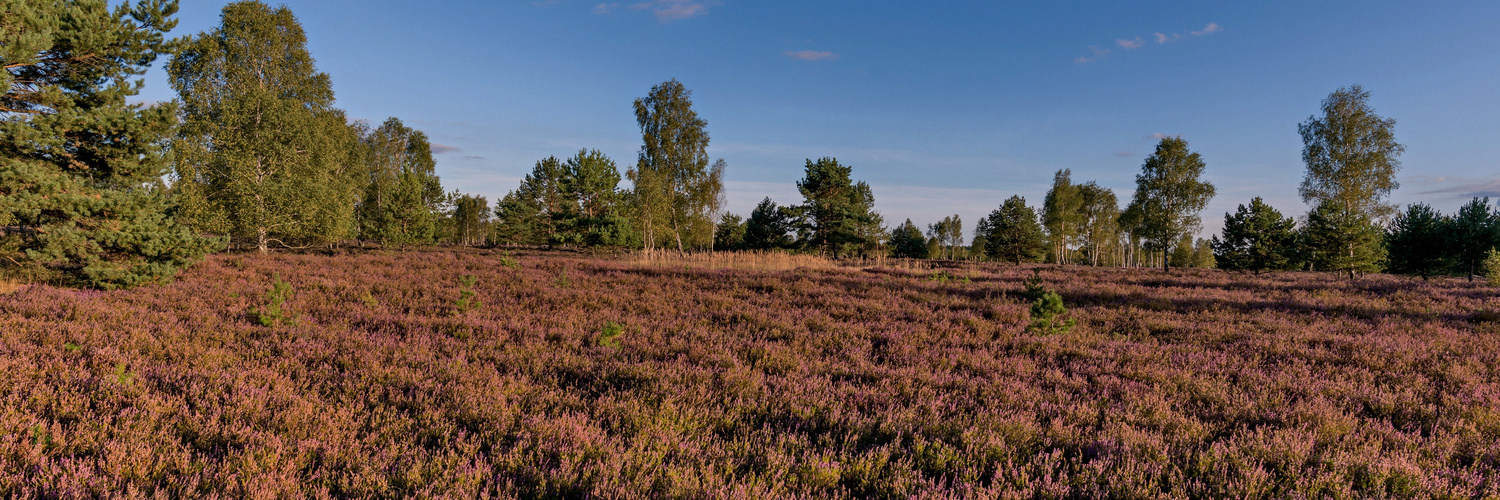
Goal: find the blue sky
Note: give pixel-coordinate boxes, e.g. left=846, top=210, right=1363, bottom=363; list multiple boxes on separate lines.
left=136, top=0, right=1500, bottom=239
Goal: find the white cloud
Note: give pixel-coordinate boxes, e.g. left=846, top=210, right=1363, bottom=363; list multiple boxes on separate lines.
left=1078, top=22, right=1220, bottom=62
left=1191, top=22, right=1222, bottom=36
left=1147, top=133, right=1171, bottom=140
left=592, top=3, right=617, bottom=14
left=784, top=50, right=837, bottom=61
left=615, top=0, right=710, bottom=22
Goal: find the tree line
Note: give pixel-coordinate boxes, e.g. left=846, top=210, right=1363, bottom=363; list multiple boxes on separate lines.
left=4, top=1, right=1492, bottom=289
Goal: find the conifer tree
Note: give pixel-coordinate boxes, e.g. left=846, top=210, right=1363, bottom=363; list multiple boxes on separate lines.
left=1211, top=197, right=1298, bottom=274
left=1302, top=200, right=1385, bottom=279
left=1123, top=137, right=1216, bottom=271
left=1385, top=203, right=1448, bottom=280
left=1447, top=197, right=1498, bottom=281
left=713, top=213, right=746, bottom=251
left=2, top=0, right=223, bottom=289
left=890, top=219, right=928, bottom=259
left=743, top=197, right=795, bottom=250
left=169, top=1, right=363, bottom=252
left=795, top=157, right=884, bottom=257
left=983, top=195, right=1047, bottom=265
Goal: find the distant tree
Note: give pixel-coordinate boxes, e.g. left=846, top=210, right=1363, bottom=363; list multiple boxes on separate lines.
left=357, top=117, right=444, bottom=245
left=969, top=235, right=988, bottom=261
left=450, top=194, right=490, bottom=246
left=493, top=156, right=567, bottom=246
left=558, top=149, right=638, bottom=247
left=1447, top=197, right=1498, bottom=281
left=170, top=1, right=364, bottom=252
left=1, top=0, right=223, bottom=289
left=1384, top=203, right=1449, bottom=279
left=1211, top=197, right=1298, bottom=274
left=1169, top=234, right=1195, bottom=269
left=1193, top=238, right=1215, bottom=268
left=1299, top=85, right=1404, bottom=222
left=983, top=195, right=1047, bottom=265
left=795, top=157, right=883, bottom=257
left=1123, top=137, right=1216, bottom=271
left=1042, top=169, right=1082, bottom=264
left=714, top=213, right=746, bottom=251
left=926, top=214, right=962, bottom=260
left=890, top=219, right=928, bottom=259
left=1302, top=200, right=1385, bottom=279
left=629, top=79, right=724, bottom=251
left=743, top=197, right=795, bottom=250
left=1075, top=182, right=1119, bottom=266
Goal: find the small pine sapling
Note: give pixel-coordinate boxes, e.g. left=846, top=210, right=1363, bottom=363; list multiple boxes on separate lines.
left=1021, top=269, right=1074, bottom=334
left=252, top=274, right=296, bottom=326
left=455, top=275, right=481, bottom=314
left=599, top=322, right=625, bottom=349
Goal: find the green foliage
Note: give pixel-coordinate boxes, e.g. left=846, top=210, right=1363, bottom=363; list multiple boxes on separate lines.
left=1302, top=200, right=1385, bottom=279
left=713, top=213, right=746, bottom=250
left=1298, top=85, right=1404, bottom=221
left=1385, top=203, right=1450, bottom=279
left=112, top=363, right=136, bottom=386
left=795, top=157, right=885, bottom=257
left=630, top=79, right=724, bottom=251
left=1, top=0, right=222, bottom=289
left=1484, top=248, right=1500, bottom=287
left=1042, top=169, right=1083, bottom=264
left=982, top=195, right=1047, bottom=265
left=454, top=275, right=480, bottom=314
left=926, top=214, right=962, bottom=260
left=1021, top=270, right=1073, bottom=335
left=889, top=219, right=928, bottom=259
left=357, top=117, right=444, bottom=245
left=169, top=1, right=363, bottom=252
left=1447, top=197, right=1497, bottom=282
left=495, top=151, right=639, bottom=248
left=1212, top=197, right=1298, bottom=274
left=252, top=273, right=295, bottom=326
left=450, top=193, right=490, bottom=246
left=744, top=198, right=797, bottom=251
left=1075, top=182, right=1120, bottom=266
left=498, top=252, right=521, bottom=270
left=928, top=270, right=969, bottom=284
left=598, top=322, right=625, bottom=349
left=1123, top=136, right=1216, bottom=271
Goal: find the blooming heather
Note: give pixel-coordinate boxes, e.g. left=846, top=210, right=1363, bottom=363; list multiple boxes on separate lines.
left=1, top=249, right=1498, bottom=498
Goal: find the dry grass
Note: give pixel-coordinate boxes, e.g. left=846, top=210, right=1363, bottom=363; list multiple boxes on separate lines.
left=0, top=279, right=22, bottom=295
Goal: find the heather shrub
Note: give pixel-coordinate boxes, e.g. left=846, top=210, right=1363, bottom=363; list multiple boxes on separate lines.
left=251, top=273, right=295, bottom=326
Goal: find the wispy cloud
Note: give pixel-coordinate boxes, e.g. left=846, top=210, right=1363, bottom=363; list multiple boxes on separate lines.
left=597, top=0, right=709, bottom=22
left=1077, top=22, right=1222, bottom=63
left=431, top=143, right=462, bottom=155
left=1147, top=133, right=1171, bottom=140
left=1190, top=22, right=1222, bottom=36
left=455, top=155, right=486, bottom=161
left=784, top=50, right=837, bottom=61
left=1414, top=175, right=1500, bottom=198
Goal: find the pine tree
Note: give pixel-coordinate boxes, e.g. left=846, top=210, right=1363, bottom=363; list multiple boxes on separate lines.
left=169, top=1, right=363, bottom=252
left=2, top=0, right=223, bottom=289
left=983, top=195, right=1047, bottom=265
left=714, top=213, right=746, bottom=251
left=1124, top=137, right=1216, bottom=271
left=1384, top=203, right=1448, bottom=279
left=493, top=156, right=568, bottom=246
left=743, top=197, right=795, bottom=250
left=1211, top=197, right=1298, bottom=274
left=1302, top=200, right=1385, bottom=279
left=795, top=157, right=884, bottom=257
left=1447, top=197, right=1498, bottom=281
left=890, top=219, right=928, bottom=259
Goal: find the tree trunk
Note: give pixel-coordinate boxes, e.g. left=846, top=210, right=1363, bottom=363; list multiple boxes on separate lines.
left=1162, top=247, right=1170, bottom=272
left=257, top=226, right=268, bottom=254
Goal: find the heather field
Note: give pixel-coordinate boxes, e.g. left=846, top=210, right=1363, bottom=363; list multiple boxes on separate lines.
left=3, top=250, right=1500, bottom=499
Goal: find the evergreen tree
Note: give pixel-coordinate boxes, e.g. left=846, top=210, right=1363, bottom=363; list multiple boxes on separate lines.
left=493, top=156, right=568, bottom=246
left=795, top=157, right=883, bottom=257
left=889, top=219, right=928, bottom=259
left=1447, top=197, right=1498, bottom=281
left=1, top=0, right=223, bottom=289
left=1302, top=200, right=1385, bottom=279
left=743, top=197, right=795, bottom=250
left=169, top=1, right=363, bottom=252
left=1123, top=137, right=1216, bottom=271
left=714, top=213, right=746, bottom=251
left=983, top=195, right=1047, bottom=265
left=1042, top=169, right=1082, bottom=264
left=357, top=117, right=443, bottom=245
left=629, top=79, right=723, bottom=251
left=557, top=149, right=638, bottom=247
left=1384, top=203, right=1448, bottom=279
left=1211, top=197, right=1298, bottom=274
